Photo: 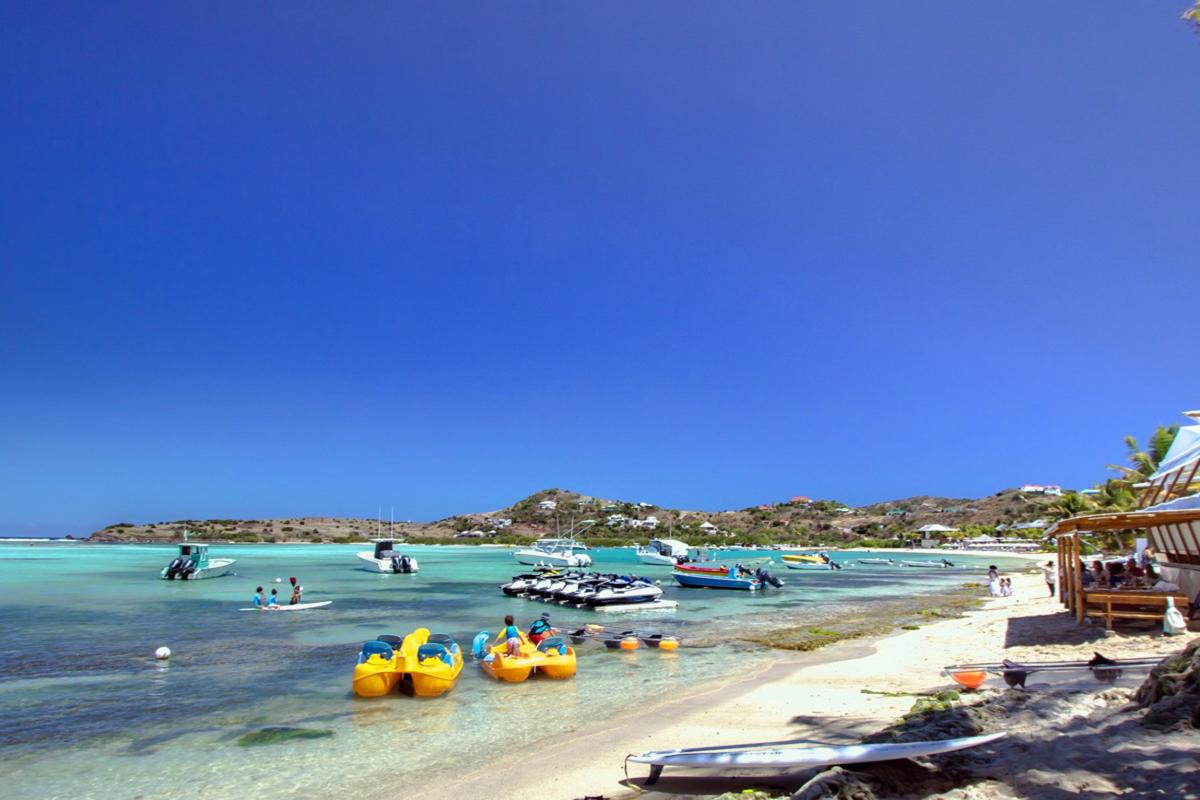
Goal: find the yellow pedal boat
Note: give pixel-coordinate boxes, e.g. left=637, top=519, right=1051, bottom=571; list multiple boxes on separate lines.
left=474, top=632, right=576, bottom=682
left=351, top=628, right=463, bottom=697
left=399, top=628, right=463, bottom=697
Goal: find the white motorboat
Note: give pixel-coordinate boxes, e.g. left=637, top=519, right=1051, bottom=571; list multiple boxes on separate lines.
left=857, top=558, right=894, bottom=565
left=514, top=538, right=593, bottom=567
left=635, top=538, right=689, bottom=567
left=357, top=540, right=420, bottom=573
left=161, top=543, right=235, bottom=580
left=901, top=559, right=954, bottom=568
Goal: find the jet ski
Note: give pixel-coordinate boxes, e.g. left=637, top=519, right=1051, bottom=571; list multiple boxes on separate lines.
left=586, top=578, right=663, bottom=607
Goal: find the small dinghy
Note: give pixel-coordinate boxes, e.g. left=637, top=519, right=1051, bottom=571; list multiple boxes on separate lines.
left=628, top=732, right=1006, bottom=785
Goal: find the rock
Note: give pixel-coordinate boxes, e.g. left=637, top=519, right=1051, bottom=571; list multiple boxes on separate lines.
left=236, top=726, right=334, bottom=746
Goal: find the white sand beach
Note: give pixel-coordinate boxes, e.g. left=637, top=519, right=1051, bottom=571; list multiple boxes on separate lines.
left=441, top=567, right=1197, bottom=800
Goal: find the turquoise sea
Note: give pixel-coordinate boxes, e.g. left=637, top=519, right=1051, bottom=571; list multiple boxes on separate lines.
left=0, top=543, right=1030, bottom=799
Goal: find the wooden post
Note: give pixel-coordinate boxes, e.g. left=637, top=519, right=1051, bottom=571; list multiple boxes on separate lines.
left=1074, top=534, right=1085, bottom=624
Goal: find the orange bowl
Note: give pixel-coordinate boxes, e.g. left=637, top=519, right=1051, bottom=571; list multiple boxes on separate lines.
left=950, top=670, right=987, bottom=690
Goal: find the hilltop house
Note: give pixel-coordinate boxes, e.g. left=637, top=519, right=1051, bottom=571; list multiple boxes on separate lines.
left=790, top=496, right=812, bottom=505
left=485, top=517, right=512, bottom=529
left=537, top=500, right=557, bottom=511
left=698, top=521, right=718, bottom=533
left=1021, top=484, right=1063, bottom=496
left=885, top=509, right=908, bottom=518
left=606, top=514, right=627, bottom=528
left=642, top=515, right=660, bottom=530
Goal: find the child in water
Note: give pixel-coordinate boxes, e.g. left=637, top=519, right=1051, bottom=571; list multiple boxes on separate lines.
left=253, top=586, right=267, bottom=610
left=268, top=588, right=280, bottom=609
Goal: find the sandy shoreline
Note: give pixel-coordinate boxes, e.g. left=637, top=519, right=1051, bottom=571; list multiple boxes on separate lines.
left=443, top=565, right=1190, bottom=800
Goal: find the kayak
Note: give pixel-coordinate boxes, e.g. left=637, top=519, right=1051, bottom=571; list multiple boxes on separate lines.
left=238, top=600, right=332, bottom=612
left=629, top=732, right=1006, bottom=784
left=946, top=653, right=1166, bottom=689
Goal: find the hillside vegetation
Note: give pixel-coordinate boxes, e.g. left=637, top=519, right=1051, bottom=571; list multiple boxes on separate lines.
left=87, top=487, right=1060, bottom=546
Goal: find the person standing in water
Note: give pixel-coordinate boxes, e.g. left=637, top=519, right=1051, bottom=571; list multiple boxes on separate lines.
left=500, top=614, right=522, bottom=657
left=289, top=576, right=303, bottom=605
left=528, top=612, right=553, bottom=645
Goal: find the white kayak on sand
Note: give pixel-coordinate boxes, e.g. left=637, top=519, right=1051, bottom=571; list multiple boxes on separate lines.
left=628, top=732, right=1005, bottom=784
left=238, top=601, right=333, bottom=612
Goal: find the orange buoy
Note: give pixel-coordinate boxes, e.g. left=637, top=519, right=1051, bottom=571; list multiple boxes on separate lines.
left=658, top=637, right=679, bottom=651
left=619, top=636, right=640, bottom=650
left=950, top=670, right=987, bottom=690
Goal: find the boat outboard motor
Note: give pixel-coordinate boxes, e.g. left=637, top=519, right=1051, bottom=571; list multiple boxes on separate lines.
left=165, top=557, right=186, bottom=579
left=179, top=560, right=196, bottom=580
left=942, top=559, right=954, bottom=567
left=399, top=555, right=412, bottom=574
left=391, top=555, right=403, bottom=573
left=755, top=568, right=783, bottom=588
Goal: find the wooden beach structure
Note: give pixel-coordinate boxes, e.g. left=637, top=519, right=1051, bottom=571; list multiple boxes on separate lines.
left=1049, top=412, right=1200, bottom=629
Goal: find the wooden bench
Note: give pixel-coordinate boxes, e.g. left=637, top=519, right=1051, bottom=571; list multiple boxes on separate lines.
left=1082, top=590, right=1189, bottom=630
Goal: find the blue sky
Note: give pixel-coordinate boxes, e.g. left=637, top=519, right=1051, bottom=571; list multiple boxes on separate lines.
left=2, top=3, right=1199, bottom=535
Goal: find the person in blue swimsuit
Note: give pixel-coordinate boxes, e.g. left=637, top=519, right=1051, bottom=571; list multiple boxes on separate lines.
left=501, top=614, right=521, bottom=656
left=268, top=588, right=280, bottom=609
left=252, top=586, right=266, bottom=610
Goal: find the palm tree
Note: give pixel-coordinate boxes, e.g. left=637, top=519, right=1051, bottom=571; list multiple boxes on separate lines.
left=1108, top=426, right=1178, bottom=481
left=1049, top=491, right=1097, bottom=520
left=1096, top=479, right=1138, bottom=512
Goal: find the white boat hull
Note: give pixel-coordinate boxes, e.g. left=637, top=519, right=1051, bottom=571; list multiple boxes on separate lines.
left=238, top=600, right=332, bottom=612
left=514, top=550, right=592, bottom=567
left=160, top=558, right=236, bottom=580
left=782, top=561, right=834, bottom=571
left=636, top=551, right=678, bottom=567
left=357, top=553, right=420, bottom=573
left=630, top=732, right=1006, bottom=769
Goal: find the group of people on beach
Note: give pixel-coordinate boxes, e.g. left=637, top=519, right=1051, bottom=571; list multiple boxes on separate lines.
left=251, top=576, right=303, bottom=609
left=987, top=565, right=1017, bottom=597
left=499, top=612, right=555, bottom=655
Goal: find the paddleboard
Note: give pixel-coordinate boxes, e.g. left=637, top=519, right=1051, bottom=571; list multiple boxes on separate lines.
left=238, top=601, right=332, bottom=612
left=630, top=731, right=1005, bottom=769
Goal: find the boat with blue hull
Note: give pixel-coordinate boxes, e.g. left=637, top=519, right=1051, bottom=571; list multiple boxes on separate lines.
left=672, top=570, right=777, bottom=591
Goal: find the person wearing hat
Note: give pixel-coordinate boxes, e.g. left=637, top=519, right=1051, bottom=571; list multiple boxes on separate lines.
left=528, top=612, right=554, bottom=645
left=288, top=576, right=303, bottom=605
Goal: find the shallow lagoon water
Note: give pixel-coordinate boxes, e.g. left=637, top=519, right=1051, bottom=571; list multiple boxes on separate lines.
left=0, top=542, right=1029, bottom=799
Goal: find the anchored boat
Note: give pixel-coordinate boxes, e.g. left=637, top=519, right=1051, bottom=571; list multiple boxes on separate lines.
left=357, top=539, right=420, bottom=573
left=160, top=543, right=235, bottom=580
left=635, top=538, right=689, bottom=566
left=513, top=538, right=593, bottom=567
left=781, top=553, right=839, bottom=571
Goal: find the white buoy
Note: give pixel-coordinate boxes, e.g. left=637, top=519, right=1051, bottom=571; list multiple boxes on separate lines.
left=155, top=646, right=171, bottom=660
left=274, top=577, right=283, bottom=583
